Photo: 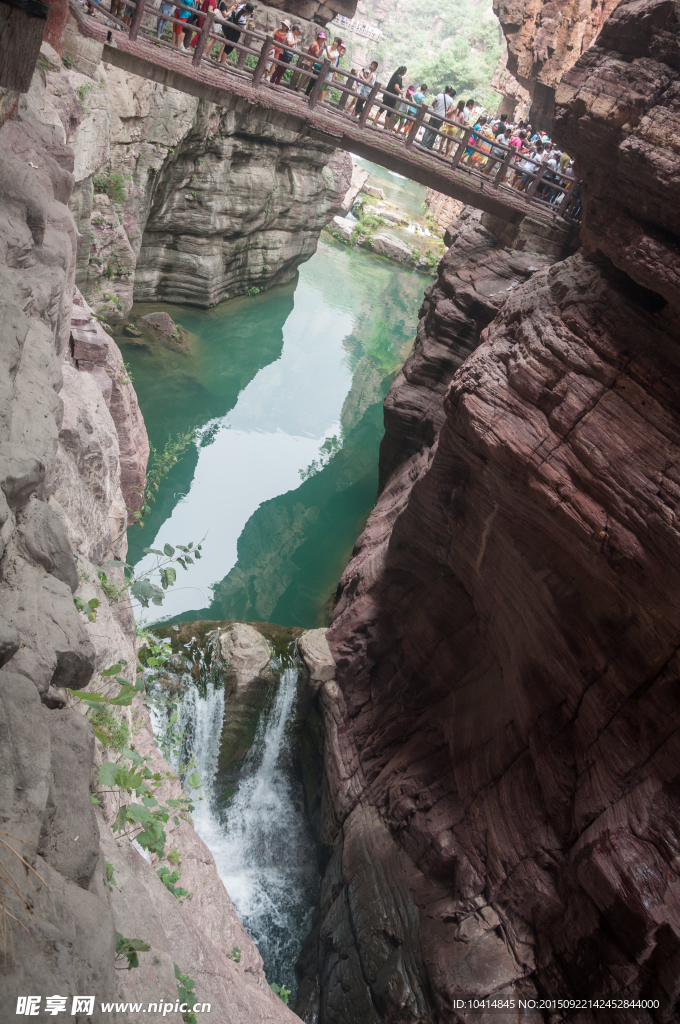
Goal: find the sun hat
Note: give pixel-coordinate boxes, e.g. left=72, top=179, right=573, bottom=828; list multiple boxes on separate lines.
left=281, top=17, right=291, bottom=27
left=317, top=30, right=326, bottom=37
left=292, top=23, right=301, bottom=29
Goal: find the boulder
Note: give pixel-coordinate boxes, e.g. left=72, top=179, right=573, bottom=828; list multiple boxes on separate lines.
left=140, top=311, right=180, bottom=337
left=339, top=159, right=369, bottom=215
left=369, top=233, right=414, bottom=264
left=330, top=215, right=355, bottom=243
left=298, top=628, right=336, bottom=686
left=362, top=183, right=386, bottom=199
left=218, top=622, right=271, bottom=689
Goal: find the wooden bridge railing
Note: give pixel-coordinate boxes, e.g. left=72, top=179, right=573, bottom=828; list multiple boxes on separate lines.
left=90, top=0, right=582, bottom=220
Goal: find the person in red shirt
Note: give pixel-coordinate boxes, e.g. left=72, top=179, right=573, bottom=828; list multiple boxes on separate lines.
left=184, top=0, right=216, bottom=49
left=302, top=32, right=329, bottom=95
left=268, top=19, right=292, bottom=82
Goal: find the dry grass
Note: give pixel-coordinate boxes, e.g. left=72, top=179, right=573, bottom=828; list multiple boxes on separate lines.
left=0, top=831, right=46, bottom=962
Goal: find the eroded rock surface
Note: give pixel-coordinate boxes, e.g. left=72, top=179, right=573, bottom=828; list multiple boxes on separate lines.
left=317, top=1, right=680, bottom=1020
left=493, top=0, right=620, bottom=125
left=298, top=628, right=336, bottom=686
left=44, top=29, right=351, bottom=322
left=0, top=53, right=300, bottom=1024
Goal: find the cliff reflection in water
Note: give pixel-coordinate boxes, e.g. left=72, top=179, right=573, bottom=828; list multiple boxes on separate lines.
left=123, top=234, right=425, bottom=627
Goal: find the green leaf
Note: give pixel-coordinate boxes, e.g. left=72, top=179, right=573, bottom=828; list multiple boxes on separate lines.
left=97, top=762, right=119, bottom=787
left=177, top=558, right=187, bottom=570
left=91, top=794, right=101, bottom=804
left=142, top=548, right=165, bottom=555
left=112, top=804, right=128, bottom=833
left=163, top=544, right=175, bottom=557
left=188, top=772, right=201, bottom=789
left=109, top=683, right=136, bottom=706
left=105, top=861, right=116, bottom=885
left=93, top=725, right=112, bottom=745
left=160, top=567, right=176, bottom=590
left=117, top=767, right=145, bottom=790
left=130, top=579, right=154, bottom=607
left=184, top=555, right=194, bottom=565
left=74, top=690, right=108, bottom=704
left=102, top=662, right=125, bottom=676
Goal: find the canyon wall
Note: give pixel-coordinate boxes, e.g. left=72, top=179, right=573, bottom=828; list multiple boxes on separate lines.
left=51, top=17, right=350, bottom=323
left=0, top=55, right=302, bottom=1024
left=492, top=0, right=621, bottom=126
left=317, top=0, right=680, bottom=1020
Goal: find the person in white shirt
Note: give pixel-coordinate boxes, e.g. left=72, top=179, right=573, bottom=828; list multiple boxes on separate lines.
left=462, top=98, right=476, bottom=125
left=420, top=86, right=455, bottom=150
left=354, top=61, right=378, bottom=117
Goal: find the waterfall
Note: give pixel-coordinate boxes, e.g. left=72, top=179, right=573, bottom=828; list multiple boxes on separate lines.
left=173, top=652, right=319, bottom=996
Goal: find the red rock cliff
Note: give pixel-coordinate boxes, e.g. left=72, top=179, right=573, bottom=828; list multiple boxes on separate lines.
left=319, top=1, right=680, bottom=1020
left=493, top=0, right=621, bottom=127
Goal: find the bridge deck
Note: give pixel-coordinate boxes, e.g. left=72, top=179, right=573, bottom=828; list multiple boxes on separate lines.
left=70, top=2, right=576, bottom=227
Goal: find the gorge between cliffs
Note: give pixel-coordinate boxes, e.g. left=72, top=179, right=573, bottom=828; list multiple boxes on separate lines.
left=2, top=0, right=680, bottom=1021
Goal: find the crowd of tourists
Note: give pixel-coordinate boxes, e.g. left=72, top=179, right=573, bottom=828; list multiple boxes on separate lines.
left=81, top=0, right=579, bottom=211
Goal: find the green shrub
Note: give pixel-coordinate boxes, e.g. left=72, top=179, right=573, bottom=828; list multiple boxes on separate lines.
left=89, top=705, right=130, bottom=751
left=175, top=965, right=198, bottom=1023
left=93, top=172, right=127, bottom=204
left=157, top=866, right=192, bottom=903
left=270, top=983, right=291, bottom=1005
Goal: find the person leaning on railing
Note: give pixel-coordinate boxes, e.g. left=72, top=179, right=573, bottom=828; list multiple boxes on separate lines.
left=270, top=22, right=301, bottom=85
left=172, top=0, right=196, bottom=47
left=375, top=65, right=407, bottom=131
left=266, top=18, right=291, bottom=81
left=322, top=41, right=346, bottom=103
left=304, top=32, right=330, bottom=95
left=215, top=0, right=254, bottom=63
left=156, top=0, right=174, bottom=37
left=182, top=0, right=215, bottom=51
left=420, top=85, right=455, bottom=149
left=354, top=61, right=378, bottom=117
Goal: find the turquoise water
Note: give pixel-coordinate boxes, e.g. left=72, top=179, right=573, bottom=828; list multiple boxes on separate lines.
left=355, top=155, right=428, bottom=219
left=122, top=234, right=425, bottom=627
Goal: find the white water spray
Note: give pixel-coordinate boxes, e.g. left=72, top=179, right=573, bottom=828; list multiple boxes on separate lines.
left=175, top=655, right=319, bottom=994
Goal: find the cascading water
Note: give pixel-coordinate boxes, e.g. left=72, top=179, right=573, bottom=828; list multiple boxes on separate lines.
left=166, top=645, right=319, bottom=999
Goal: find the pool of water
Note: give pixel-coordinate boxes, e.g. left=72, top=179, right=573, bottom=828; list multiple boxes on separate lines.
left=354, top=155, right=428, bottom=220
left=122, top=233, right=425, bottom=627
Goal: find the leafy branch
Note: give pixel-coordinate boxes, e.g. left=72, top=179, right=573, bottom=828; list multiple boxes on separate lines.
left=115, top=932, right=150, bottom=970
left=175, top=965, right=199, bottom=1024
left=67, top=635, right=202, bottom=861
left=130, top=430, right=196, bottom=528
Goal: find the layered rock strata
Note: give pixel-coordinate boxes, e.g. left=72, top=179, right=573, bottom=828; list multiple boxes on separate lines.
left=0, top=56, right=300, bottom=1023
left=48, top=23, right=351, bottom=322
left=493, top=0, right=620, bottom=127
left=318, top=0, right=680, bottom=1020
